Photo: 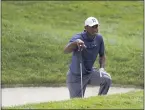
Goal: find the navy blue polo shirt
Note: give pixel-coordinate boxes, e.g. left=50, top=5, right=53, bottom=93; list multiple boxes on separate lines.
left=69, top=31, right=105, bottom=75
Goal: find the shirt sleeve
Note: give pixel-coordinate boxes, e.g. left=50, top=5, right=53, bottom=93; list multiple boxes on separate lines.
left=68, top=34, right=81, bottom=51
left=69, top=34, right=81, bottom=42
left=99, top=36, right=105, bottom=57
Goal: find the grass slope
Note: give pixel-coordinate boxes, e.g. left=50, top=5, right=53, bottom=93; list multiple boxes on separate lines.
left=4, top=90, right=143, bottom=109
left=2, top=1, right=144, bottom=86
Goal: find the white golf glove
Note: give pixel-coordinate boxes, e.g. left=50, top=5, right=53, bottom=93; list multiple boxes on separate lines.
left=99, top=68, right=105, bottom=72
left=99, top=68, right=111, bottom=78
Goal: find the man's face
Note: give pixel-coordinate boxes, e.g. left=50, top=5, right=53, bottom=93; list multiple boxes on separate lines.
left=85, top=24, right=98, bottom=36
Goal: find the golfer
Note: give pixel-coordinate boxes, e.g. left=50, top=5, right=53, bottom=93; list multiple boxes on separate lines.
left=64, top=16, right=112, bottom=98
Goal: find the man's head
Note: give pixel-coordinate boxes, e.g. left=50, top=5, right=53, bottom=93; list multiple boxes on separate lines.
left=84, top=17, right=99, bottom=36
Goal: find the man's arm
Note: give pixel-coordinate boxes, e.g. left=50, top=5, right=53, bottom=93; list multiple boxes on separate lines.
left=64, top=39, right=86, bottom=54
left=64, top=41, right=78, bottom=54
left=98, top=35, right=105, bottom=68
left=99, top=55, right=106, bottom=68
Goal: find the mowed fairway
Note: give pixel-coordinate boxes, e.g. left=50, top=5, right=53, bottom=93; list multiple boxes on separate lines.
left=2, top=1, right=144, bottom=109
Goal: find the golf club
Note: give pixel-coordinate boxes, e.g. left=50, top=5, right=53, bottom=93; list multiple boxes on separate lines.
left=79, top=49, right=83, bottom=98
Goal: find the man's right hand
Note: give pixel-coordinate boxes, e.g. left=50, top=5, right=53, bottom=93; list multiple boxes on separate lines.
left=75, top=39, right=86, bottom=51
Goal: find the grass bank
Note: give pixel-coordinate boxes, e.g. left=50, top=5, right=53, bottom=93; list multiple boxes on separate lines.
left=4, top=90, right=143, bottom=109
left=2, top=1, right=144, bottom=87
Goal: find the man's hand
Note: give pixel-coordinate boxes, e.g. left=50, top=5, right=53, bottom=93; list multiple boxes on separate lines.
left=64, top=39, right=86, bottom=53
left=99, top=68, right=105, bottom=72
left=75, top=39, right=86, bottom=51
left=99, top=68, right=111, bottom=78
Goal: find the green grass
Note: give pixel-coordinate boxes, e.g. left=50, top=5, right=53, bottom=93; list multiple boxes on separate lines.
left=2, top=1, right=144, bottom=87
left=4, top=90, right=143, bottom=109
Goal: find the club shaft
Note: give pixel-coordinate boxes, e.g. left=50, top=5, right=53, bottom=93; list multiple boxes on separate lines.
left=80, top=62, right=83, bottom=98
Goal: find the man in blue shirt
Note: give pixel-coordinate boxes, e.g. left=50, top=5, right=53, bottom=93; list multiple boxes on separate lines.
left=64, top=17, right=112, bottom=98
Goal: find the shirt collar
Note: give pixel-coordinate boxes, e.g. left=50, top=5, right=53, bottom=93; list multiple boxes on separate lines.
left=82, top=31, right=96, bottom=41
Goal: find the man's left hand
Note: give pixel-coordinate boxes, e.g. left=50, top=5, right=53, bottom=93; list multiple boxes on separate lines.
left=99, top=68, right=111, bottom=78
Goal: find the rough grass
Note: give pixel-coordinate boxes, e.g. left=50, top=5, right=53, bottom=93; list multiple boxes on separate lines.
left=2, top=1, right=144, bottom=87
